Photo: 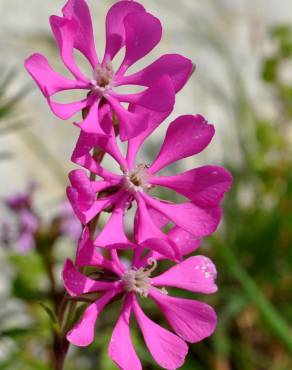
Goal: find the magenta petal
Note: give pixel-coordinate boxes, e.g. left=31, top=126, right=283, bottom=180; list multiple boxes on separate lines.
left=94, top=196, right=135, bottom=249
left=116, top=75, right=175, bottom=113
left=149, top=115, right=215, bottom=174
left=135, top=194, right=168, bottom=243
left=132, top=297, right=188, bottom=370
left=76, top=228, right=123, bottom=276
left=109, top=295, right=142, bottom=370
left=62, top=259, right=119, bottom=296
left=74, top=100, right=105, bottom=135
left=168, top=227, right=201, bottom=256
left=122, top=12, right=162, bottom=70
left=67, top=170, right=114, bottom=224
left=150, top=291, right=217, bottom=343
left=142, top=193, right=222, bottom=237
left=62, top=0, right=98, bottom=68
left=151, top=166, right=233, bottom=207
left=67, top=170, right=95, bottom=214
left=121, top=54, right=194, bottom=93
left=50, top=15, right=88, bottom=82
left=24, top=53, right=87, bottom=97
left=67, top=289, right=120, bottom=346
left=139, top=238, right=181, bottom=262
left=126, top=105, right=170, bottom=168
left=104, top=0, right=145, bottom=62
left=106, top=95, right=149, bottom=141
left=48, top=97, right=88, bottom=120
left=152, top=256, right=217, bottom=294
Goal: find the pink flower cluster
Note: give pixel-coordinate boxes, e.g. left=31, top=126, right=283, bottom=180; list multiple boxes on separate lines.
left=25, top=1, right=232, bottom=369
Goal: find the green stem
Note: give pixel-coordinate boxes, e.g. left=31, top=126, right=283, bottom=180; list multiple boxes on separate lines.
left=216, top=241, right=292, bottom=353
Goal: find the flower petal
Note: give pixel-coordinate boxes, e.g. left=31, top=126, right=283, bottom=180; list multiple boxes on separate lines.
left=74, top=100, right=106, bottom=136
left=150, top=291, right=217, bottom=344
left=62, top=259, right=119, bottom=296
left=152, top=256, right=217, bottom=294
left=114, top=75, right=175, bottom=113
left=132, top=296, right=188, bottom=370
left=121, top=54, right=194, bottom=93
left=67, top=170, right=117, bottom=224
left=150, top=166, right=233, bottom=207
left=50, top=15, right=88, bottom=82
left=76, top=228, right=123, bottom=276
left=24, top=53, right=87, bottom=97
left=106, top=95, right=149, bottom=141
left=134, top=194, right=167, bottom=242
left=104, top=0, right=145, bottom=62
left=168, top=227, right=201, bottom=256
left=48, top=97, right=88, bottom=120
left=67, top=289, right=120, bottom=346
left=149, top=115, right=215, bottom=174
left=94, top=196, right=135, bottom=249
left=62, top=0, right=98, bottom=67
left=142, top=193, right=222, bottom=238
left=126, top=105, right=170, bottom=168
left=121, top=12, right=162, bottom=71
left=109, top=295, right=142, bottom=370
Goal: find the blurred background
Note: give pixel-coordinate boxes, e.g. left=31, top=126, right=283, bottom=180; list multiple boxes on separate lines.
left=0, top=0, right=292, bottom=369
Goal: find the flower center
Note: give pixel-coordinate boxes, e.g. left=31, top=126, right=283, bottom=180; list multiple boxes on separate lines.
left=123, top=163, right=151, bottom=194
left=91, top=61, right=114, bottom=95
left=122, top=258, right=167, bottom=298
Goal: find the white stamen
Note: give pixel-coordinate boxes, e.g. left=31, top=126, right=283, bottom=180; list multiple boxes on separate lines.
left=91, top=61, right=114, bottom=96
left=122, top=258, right=167, bottom=298
left=123, top=163, right=151, bottom=194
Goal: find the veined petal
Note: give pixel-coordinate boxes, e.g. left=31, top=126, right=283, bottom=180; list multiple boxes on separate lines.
left=121, top=54, right=194, bottom=93
left=50, top=15, right=88, bottom=82
left=67, top=288, right=121, bottom=347
left=150, top=291, right=217, bottom=344
left=150, top=166, right=233, bottom=207
left=62, top=0, right=98, bottom=68
left=149, top=115, right=215, bottom=174
left=104, top=0, right=145, bottom=62
left=109, top=295, right=142, bottom=370
left=132, top=296, right=188, bottom=370
left=152, top=256, right=217, bottom=294
left=142, top=193, right=222, bottom=238
left=24, top=53, right=88, bottom=97
left=63, top=259, right=120, bottom=296
left=120, top=12, right=162, bottom=72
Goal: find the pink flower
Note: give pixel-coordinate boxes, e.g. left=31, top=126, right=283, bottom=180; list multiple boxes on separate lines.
left=63, top=228, right=217, bottom=370
left=67, top=111, right=232, bottom=255
left=24, top=0, right=193, bottom=141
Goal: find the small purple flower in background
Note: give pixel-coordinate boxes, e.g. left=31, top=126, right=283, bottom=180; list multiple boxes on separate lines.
left=3, top=183, right=39, bottom=253
left=25, top=0, right=193, bottom=140
left=63, top=229, right=217, bottom=370
left=1, top=184, right=82, bottom=253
